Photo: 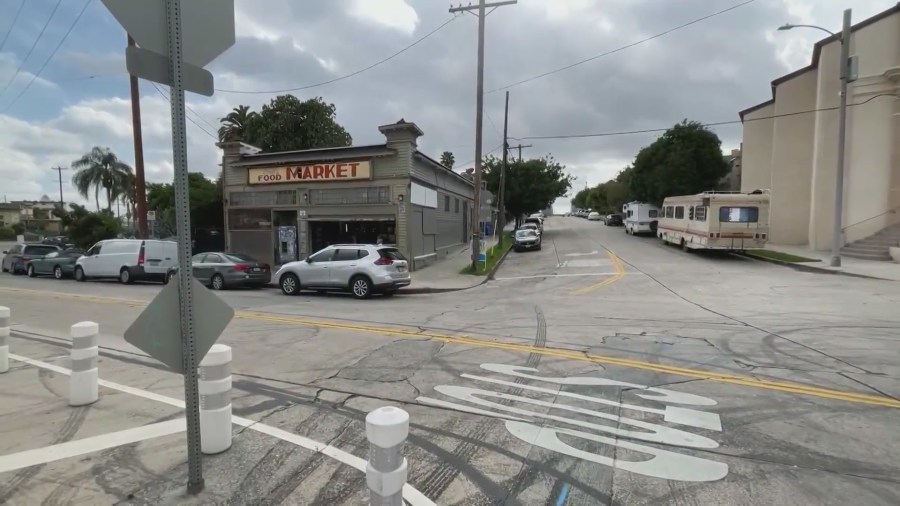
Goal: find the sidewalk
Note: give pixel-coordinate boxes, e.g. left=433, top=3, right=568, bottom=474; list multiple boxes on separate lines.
left=755, top=243, right=900, bottom=281
left=403, top=233, right=505, bottom=293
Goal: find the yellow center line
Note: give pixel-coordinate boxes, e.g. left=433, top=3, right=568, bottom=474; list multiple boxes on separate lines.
left=2, top=286, right=897, bottom=409
left=571, top=250, right=627, bottom=295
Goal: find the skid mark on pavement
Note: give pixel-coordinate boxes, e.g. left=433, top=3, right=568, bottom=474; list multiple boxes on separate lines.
left=2, top=286, right=898, bottom=408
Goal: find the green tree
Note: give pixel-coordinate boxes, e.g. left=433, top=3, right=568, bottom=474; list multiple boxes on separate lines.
left=53, top=204, right=121, bottom=249
left=629, top=120, right=729, bottom=205
left=483, top=155, right=573, bottom=227
left=146, top=172, right=223, bottom=235
left=440, top=151, right=455, bottom=168
left=571, top=188, right=590, bottom=210
left=218, top=105, right=258, bottom=143
left=240, top=95, right=352, bottom=152
left=71, top=147, right=134, bottom=212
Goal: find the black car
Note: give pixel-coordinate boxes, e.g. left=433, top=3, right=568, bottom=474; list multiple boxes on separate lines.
left=605, top=214, right=623, bottom=226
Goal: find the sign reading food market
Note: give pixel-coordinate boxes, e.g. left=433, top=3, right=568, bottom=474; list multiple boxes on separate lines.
left=249, top=160, right=372, bottom=184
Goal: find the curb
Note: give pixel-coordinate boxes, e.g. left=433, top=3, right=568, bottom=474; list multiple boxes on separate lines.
left=735, top=252, right=890, bottom=281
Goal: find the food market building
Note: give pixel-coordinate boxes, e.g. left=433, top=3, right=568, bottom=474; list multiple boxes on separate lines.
left=218, top=120, right=475, bottom=270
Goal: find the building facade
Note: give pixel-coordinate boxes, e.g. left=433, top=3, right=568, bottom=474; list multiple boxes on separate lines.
left=739, top=4, right=900, bottom=251
left=219, top=120, right=475, bottom=270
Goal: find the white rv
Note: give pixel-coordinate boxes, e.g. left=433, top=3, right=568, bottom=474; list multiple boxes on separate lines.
left=657, top=190, right=770, bottom=251
left=622, top=201, right=660, bottom=235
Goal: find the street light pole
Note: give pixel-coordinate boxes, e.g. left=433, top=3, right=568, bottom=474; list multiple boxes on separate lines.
left=831, top=9, right=852, bottom=267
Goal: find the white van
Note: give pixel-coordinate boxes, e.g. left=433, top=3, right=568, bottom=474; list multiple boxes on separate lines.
left=75, top=239, right=178, bottom=284
left=622, top=201, right=660, bottom=235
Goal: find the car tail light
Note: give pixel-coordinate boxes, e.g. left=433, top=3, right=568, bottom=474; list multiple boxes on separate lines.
left=374, top=257, right=393, bottom=266
left=234, top=264, right=250, bottom=271
left=261, top=263, right=270, bottom=271
left=137, top=246, right=145, bottom=266
left=21, top=256, right=31, bottom=262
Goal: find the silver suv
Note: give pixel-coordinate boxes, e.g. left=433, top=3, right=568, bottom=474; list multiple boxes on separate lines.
left=274, top=244, right=410, bottom=299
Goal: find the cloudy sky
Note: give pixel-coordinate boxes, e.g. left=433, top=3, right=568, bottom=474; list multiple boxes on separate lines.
left=0, top=0, right=895, bottom=214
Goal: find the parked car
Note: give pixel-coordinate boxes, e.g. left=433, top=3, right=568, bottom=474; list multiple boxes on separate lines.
left=588, top=211, right=602, bottom=221
left=42, top=236, right=73, bottom=249
left=165, top=252, right=271, bottom=289
left=275, top=244, right=410, bottom=299
left=519, top=222, right=541, bottom=235
left=25, top=249, right=84, bottom=279
left=605, top=214, right=623, bottom=226
left=74, top=239, right=178, bottom=284
left=514, top=229, right=542, bottom=252
left=2, top=243, right=62, bottom=274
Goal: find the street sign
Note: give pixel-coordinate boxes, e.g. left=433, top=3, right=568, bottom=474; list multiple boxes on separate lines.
left=101, top=0, right=235, bottom=67
left=147, top=210, right=156, bottom=222
left=126, top=46, right=214, bottom=96
left=124, top=277, right=234, bottom=374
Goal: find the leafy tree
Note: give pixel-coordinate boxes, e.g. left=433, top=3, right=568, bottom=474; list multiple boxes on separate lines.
left=0, top=227, right=14, bottom=240
left=146, top=172, right=224, bottom=235
left=72, top=147, right=134, bottom=212
left=234, top=95, right=352, bottom=152
left=571, top=188, right=590, bottom=210
left=629, top=120, right=729, bottom=205
left=440, top=151, right=455, bottom=168
left=483, top=155, right=573, bottom=227
left=218, top=105, right=258, bottom=143
left=53, top=204, right=121, bottom=249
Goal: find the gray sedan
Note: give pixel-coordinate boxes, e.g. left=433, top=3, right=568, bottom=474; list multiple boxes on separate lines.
left=166, top=252, right=271, bottom=289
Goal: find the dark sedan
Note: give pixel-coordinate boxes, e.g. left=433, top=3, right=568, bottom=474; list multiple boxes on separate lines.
left=26, top=249, right=84, bottom=279
left=514, top=229, right=542, bottom=252
left=605, top=214, right=624, bottom=226
left=166, top=252, right=271, bottom=289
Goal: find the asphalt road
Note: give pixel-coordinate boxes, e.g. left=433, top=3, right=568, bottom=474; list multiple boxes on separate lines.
left=1, top=217, right=899, bottom=505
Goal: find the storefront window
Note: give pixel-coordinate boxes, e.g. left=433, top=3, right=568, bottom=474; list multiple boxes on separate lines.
left=230, top=191, right=296, bottom=206
left=309, top=187, right=390, bottom=205
left=228, top=209, right=272, bottom=229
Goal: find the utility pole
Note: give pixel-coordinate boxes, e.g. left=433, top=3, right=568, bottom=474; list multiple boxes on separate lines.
left=128, top=34, right=149, bottom=239
left=450, top=0, right=517, bottom=271
left=499, top=91, right=509, bottom=235
left=508, top=143, right=532, bottom=162
left=831, top=8, right=852, bottom=268
left=50, top=166, right=67, bottom=207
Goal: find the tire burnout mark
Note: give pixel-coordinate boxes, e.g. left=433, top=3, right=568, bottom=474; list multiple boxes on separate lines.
left=0, top=405, right=89, bottom=502
left=417, top=306, right=548, bottom=501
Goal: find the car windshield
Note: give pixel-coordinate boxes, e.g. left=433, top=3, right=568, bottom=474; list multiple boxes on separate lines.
left=24, top=246, right=59, bottom=256
left=516, top=230, right=537, bottom=238
left=378, top=248, right=407, bottom=261
left=224, top=253, right=257, bottom=263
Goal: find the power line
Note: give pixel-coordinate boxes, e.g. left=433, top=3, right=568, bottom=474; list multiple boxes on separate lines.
left=454, top=142, right=504, bottom=169
left=487, top=0, right=757, bottom=94
left=150, top=82, right=218, bottom=140
left=1, top=0, right=92, bottom=114
left=513, top=94, right=898, bottom=141
left=215, top=16, right=460, bottom=94
left=0, top=0, right=26, bottom=51
left=0, top=0, right=64, bottom=95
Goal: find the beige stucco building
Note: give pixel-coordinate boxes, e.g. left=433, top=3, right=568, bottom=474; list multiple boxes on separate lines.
left=740, top=4, right=900, bottom=257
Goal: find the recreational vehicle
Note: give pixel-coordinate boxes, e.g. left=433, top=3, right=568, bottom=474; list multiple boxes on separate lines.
left=657, top=190, right=770, bottom=251
left=622, top=201, right=660, bottom=235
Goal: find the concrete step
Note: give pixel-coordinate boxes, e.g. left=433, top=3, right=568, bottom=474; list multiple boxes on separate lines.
left=841, top=249, right=892, bottom=261
left=851, top=238, right=899, bottom=247
left=844, top=243, right=892, bottom=252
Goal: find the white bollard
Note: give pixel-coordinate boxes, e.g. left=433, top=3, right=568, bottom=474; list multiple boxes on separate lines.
left=0, top=306, right=9, bottom=374
left=365, top=406, right=410, bottom=506
left=199, top=344, right=232, bottom=454
left=69, top=321, right=99, bottom=406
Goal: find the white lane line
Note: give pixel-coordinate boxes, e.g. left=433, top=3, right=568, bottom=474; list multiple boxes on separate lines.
left=495, top=272, right=640, bottom=281
left=0, top=418, right=186, bottom=473
left=8, top=353, right=435, bottom=506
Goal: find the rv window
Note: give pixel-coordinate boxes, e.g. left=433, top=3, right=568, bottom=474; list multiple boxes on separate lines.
left=648, top=209, right=658, bottom=218
left=674, top=206, right=685, bottom=219
left=719, top=206, right=759, bottom=223
left=627, top=210, right=633, bottom=217
left=665, top=206, right=674, bottom=218
left=695, top=206, right=707, bottom=222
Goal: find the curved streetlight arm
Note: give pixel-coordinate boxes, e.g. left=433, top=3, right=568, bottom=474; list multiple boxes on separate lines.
left=777, top=23, right=837, bottom=37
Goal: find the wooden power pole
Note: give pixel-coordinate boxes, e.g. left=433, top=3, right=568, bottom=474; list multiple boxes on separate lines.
left=499, top=91, right=509, bottom=236
left=128, top=34, right=149, bottom=239
left=450, top=0, right=517, bottom=271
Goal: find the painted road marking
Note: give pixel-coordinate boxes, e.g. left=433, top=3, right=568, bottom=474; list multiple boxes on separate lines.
left=6, top=353, right=436, bottom=506
left=0, top=418, right=186, bottom=473
left=418, top=363, right=729, bottom=482
left=495, top=272, right=640, bottom=281
left=571, top=251, right=627, bottom=295
left=564, top=251, right=599, bottom=257
left=2, top=286, right=899, bottom=408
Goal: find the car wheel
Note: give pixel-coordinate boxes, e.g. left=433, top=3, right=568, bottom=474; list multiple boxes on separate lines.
left=74, top=266, right=86, bottom=282
left=164, top=271, right=172, bottom=284
left=1, top=264, right=7, bottom=273
left=350, top=275, right=372, bottom=299
left=119, top=268, right=133, bottom=284
left=681, top=239, right=691, bottom=252
left=53, top=265, right=63, bottom=279
left=26, top=264, right=36, bottom=277
left=280, top=273, right=300, bottom=295
left=210, top=274, right=225, bottom=290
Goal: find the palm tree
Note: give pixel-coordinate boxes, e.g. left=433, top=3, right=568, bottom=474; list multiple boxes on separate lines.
left=440, top=151, right=455, bottom=168
left=72, top=147, right=134, bottom=212
left=218, top=105, right=257, bottom=142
